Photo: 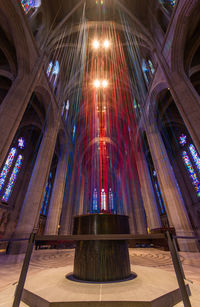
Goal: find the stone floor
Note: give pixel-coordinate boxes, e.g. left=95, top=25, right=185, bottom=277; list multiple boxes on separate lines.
left=0, top=248, right=200, bottom=306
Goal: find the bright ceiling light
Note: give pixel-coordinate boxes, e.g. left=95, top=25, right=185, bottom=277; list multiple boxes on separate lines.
left=94, top=79, right=100, bottom=88
left=103, top=40, right=110, bottom=49
left=93, top=40, right=100, bottom=49
left=102, top=80, right=108, bottom=88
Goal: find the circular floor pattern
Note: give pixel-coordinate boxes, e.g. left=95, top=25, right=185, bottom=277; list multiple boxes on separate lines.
left=29, top=248, right=184, bottom=269
left=30, top=249, right=74, bottom=268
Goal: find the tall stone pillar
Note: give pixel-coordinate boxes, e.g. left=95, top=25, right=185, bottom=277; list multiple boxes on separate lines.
left=135, top=148, right=161, bottom=231
left=10, top=118, right=59, bottom=253
left=120, top=172, right=136, bottom=234
left=45, top=141, right=70, bottom=235
left=59, top=152, right=75, bottom=235
left=146, top=123, right=198, bottom=251
left=78, top=176, right=85, bottom=215
left=0, top=57, right=44, bottom=168
left=129, top=164, right=147, bottom=235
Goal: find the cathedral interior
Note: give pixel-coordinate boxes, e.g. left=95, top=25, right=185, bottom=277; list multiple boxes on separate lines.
left=0, top=0, right=200, bottom=306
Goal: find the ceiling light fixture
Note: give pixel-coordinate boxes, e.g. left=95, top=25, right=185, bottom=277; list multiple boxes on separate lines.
left=94, top=79, right=101, bottom=88
left=93, top=40, right=100, bottom=49
left=103, top=40, right=110, bottom=49
left=102, top=80, right=108, bottom=88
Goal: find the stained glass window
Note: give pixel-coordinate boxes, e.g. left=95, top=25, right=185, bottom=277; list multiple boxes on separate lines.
left=41, top=172, right=52, bottom=215
left=142, top=59, right=149, bottom=72
left=20, top=0, right=41, bottom=13
left=32, top=0, right=41, bottom=8
left=96, top=0, right=104, bottom=4
left=52, top=61, right=59, bottom=87
left=2, top=155, right=23, bottom=202
left=159, top=0, right=176, bottom=8
left=101, top=189, right=106, bottom=211
left=148, top=60, right=155, bottom=74
left=109, top=188, right=114, bottom=210
left=189, top=144, right=200, bottom=175
left=182, top=151, right=200, bottom=197
left=179, top=134, right=187, bottom=146
left=62, top=100, right=70, bottom=120
left=52, top=61, right=59, bottom=75
left=65, top=100, right=70, bottom=121
left=169, top=0, right=176, bottom=7
left=18, top=137, right=25, bottom=149
left=154, top=182, right=165, bottom=214
left=20, top=0, right=34, bottom=13
left=0, top=148, right=16, bottom=192
left=153, top=170, right=165, bottom=213
left=72, top=125, right=76, bottom=141
left=92, top=188, right=98, bottom=211
left=47, top=61, right=59, bottom=87
left=43, top=183, right=51, bottom=215
left=47, top=62, right=53, bottom=77
left=0, top=137, right=25, bottom=202
left=142, top=59, right=150, bottom=84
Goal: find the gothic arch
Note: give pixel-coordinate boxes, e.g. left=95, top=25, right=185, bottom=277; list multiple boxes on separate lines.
left=171, top=0, right=199, bottom=74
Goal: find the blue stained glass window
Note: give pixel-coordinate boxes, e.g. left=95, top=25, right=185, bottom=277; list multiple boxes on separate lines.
left=154, top=182, right=165, bottom=214
left=43, top=183, right=51, bottom=215
left=72, top=125, right=76, bottom=141
left=47, top=61, right=59, bottom=87
left=159, top=0, right=176, bottom=8
left=0, top=148, right=16, bottom=192
left=32, top=0, right=41, bottom=8
left=41, top=172, right=52, bottom=215
left=18, top=137, right=25, bottom=149
left=41, top=183, right=48, bottom=214
left=52, top=61, right=59, bottom=87
left=52, top=61, right=59, bottom=75
left=148, top=60, right=155, bottom=74
left=142, top=59, right=149, bottom=72
left=2, top=155, right=23, bottom=202
left=182, top=151, right=200, bottom=197
left=169, top=0, right=176, bottom=7
left=142, top=59, right=150, bottom=84
left=109, top=188, right=114, bottom=210
left=189, top=144, right=200, bottom=175
left=92, top=188, right=98, bottom=211
left=153, top=170, right=165, bottom=213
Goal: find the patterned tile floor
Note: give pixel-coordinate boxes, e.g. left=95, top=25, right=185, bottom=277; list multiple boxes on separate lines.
left=0, top=248, right=200, bottom=306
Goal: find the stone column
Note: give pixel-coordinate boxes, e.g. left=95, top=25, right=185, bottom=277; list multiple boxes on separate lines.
left=59, top=151, right=75, bottom=235
left=146, top=123, right=198, bottom=251
left=10, top=118, right=59, bottom=253
left=135, top=148, right=161, bottom=231
left=45, top=141, right=70, bottom=235
left=78, top=176, right=85, bottom=215
left=0, top=57, right=44, bottom=168
left=120, top=171, right=136, bottom=234
left=129, top=164, right=147, bottom=235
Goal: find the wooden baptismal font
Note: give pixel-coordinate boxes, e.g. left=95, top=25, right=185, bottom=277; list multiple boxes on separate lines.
left=73, top=213, right=131, bottom=282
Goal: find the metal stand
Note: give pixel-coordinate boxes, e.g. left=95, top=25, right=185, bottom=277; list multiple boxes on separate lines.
left=12, top=232, right=36, bottom=307
left=11, top=230, right=192, bottom=307
left=166, top=231, right=191, bottom=307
